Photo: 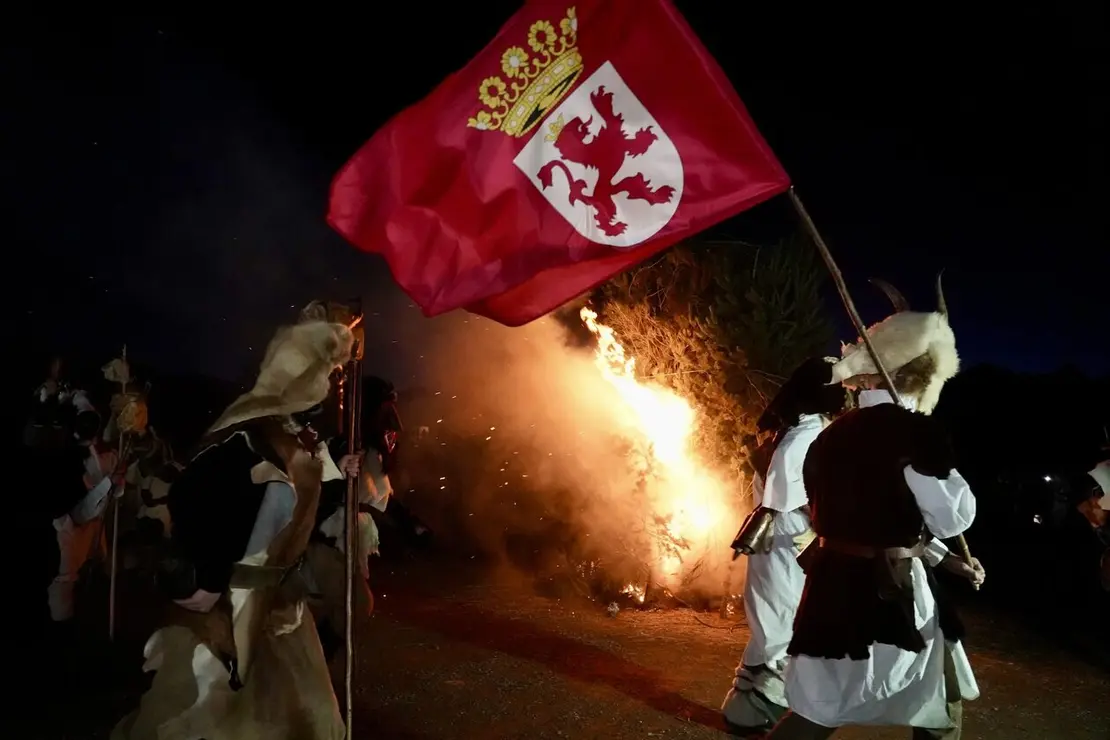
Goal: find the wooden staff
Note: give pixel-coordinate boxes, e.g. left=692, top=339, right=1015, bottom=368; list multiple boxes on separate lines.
left=343, top=310, right=365, bottom=738
left=788, top=187, right=978, bottom=582
left=109, top=345, right=128, bottom=640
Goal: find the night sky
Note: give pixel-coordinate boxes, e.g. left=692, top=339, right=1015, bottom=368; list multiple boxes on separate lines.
left=5, top=4, right=1106, bottom=384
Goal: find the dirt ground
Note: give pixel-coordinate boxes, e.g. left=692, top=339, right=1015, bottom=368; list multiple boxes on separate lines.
left=27, top=552, right=1110, bottom=740
left=352, top=555, right=1109, bottom=740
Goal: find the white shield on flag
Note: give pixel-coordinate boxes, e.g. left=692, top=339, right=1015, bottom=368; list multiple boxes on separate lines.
left=514, top=61, right=685, bottom=249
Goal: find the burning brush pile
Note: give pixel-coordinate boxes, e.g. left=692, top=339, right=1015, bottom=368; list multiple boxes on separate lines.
left=394, top=305, right=750, bottom=612
left=573, top=307, right=742, bottom=608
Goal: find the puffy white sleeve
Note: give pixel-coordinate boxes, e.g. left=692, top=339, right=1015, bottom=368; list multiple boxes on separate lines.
left=71, top=476, right=114, bottom=525
left=904, top=466, right=976, bottom=539
left=70, top=390, right=96, bottom=414
left=923, top=537, right=951, bottom=567
left=359, top=450, right=393, bottom=513
left=750, top=473, right=766, bottom=508
left=244, top=481, right=296, bottom=558
left=762, top=424, right=820, bottom=513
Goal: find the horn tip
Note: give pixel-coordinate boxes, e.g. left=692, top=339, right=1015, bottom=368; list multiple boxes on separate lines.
left=935, top=270, right=949, bottom=316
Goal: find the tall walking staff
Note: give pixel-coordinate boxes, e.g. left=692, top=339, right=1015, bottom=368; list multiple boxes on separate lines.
left=341, top=301, right=366, bottom=738
left=788, top=187, right=979, bottom=581
left=107, top=345, right=131, bottom=640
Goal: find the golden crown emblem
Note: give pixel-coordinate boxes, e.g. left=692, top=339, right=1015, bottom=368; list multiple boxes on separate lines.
left=467, top=7, right=583, bottom=138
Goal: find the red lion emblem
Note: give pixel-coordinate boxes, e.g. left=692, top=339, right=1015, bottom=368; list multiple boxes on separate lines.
left=537, top=86, right=676, bottom=238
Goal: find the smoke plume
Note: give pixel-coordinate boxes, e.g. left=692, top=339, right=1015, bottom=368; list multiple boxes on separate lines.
left=392, top=308, right=744, bottom=604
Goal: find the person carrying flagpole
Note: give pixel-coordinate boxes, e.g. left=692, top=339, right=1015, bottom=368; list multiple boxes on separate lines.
left=765, top=277, right=986, bottom=740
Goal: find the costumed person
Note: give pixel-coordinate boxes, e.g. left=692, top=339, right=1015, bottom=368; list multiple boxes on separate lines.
left=722, top=357, right=847, bottom=730
left=1089, top=458, right=1110, bottom=591
left=1092, top=459, right=1110, bottom=594
left=289, top=300, right=378, bottom=665
left=315, top=374, right=401, bottom=563
left=358, top=375, right=432, bottom=545
left=112, top=314, right=354, bottom=740
left=1065, top=455, right=1110, bottom=596
left=1077, top=457, right=1109, bottom=536
left=101, top=357, right=181, bottom=551
left=25, top=355, right=95, bottom=450
left=767, top=276, right=986, bottom=740
left=48, top=409, right=120, bottom=623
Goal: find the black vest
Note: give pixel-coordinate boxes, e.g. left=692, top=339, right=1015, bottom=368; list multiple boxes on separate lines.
left=164, top=427, right=274, bottom=594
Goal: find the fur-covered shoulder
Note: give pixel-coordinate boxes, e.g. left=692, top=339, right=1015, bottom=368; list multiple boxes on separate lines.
left=208, top=320, right=353, bottom=434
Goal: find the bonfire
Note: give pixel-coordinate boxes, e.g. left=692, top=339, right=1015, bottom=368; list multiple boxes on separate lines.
left=579, top=307, right=742, bottom=607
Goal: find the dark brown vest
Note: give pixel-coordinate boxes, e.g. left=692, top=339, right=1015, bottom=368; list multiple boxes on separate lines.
left=788, top=404, right=965, bottom=659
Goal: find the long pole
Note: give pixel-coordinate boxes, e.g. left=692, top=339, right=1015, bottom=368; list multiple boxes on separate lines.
left=788, top=187, right=978, bottom=579
left=343, top=335, right=363, bottom=738
left=108, top=345, right=127, bottom=640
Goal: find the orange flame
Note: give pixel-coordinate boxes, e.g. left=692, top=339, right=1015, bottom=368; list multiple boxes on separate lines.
left=580, top=307, right=738, bottom=592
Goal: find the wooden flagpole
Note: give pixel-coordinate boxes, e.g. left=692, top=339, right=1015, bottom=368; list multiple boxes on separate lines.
left=343, top=309, right=365, bottom=738
left=787, top=187, right=978, bottom=580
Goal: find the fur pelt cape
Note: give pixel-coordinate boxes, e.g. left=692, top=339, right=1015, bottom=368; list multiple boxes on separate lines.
left=162, top=318, right=353, bottom=687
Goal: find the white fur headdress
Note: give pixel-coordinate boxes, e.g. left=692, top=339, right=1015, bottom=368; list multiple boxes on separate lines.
left=830, top=274, right=959, bottom=415
left=208, top=319, right=354, bottom=434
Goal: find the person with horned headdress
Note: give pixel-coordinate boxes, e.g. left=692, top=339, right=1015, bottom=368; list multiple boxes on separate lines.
left=112, top=312, right=355, bottom=740
left=722, top=357, right=848, bottom=731
left=766, top=276, right=985, bottom=739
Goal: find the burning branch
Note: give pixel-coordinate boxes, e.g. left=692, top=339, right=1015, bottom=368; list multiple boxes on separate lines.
left=578, top=306, right=739, bottom=600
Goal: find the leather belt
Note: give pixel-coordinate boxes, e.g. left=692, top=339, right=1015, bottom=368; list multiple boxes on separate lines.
left=228, top=552, right=306, bottom=590
left=818, top=536, right=927, bottom=560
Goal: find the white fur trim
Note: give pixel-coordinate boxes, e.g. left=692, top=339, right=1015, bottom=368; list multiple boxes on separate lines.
left=832, top=310, right=959, bottom=415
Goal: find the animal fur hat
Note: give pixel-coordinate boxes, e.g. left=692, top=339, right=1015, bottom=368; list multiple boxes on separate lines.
left=301, top=299, right=365, bottom=360
left=830, top=274, right=959, bottom=415
left=208, top=318, right=354, bottom=434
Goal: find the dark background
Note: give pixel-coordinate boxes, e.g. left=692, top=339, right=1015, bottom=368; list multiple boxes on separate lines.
left=4, top=2, right=1106, bottom=383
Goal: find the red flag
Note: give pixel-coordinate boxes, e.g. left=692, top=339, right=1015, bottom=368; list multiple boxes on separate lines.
left=329, top=0, right=789, bottom=326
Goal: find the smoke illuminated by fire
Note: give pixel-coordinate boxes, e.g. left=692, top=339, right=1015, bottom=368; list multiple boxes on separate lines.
left=398, top=304, right=747, bottom=605
left=580, top=307, right=739, bottom=593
